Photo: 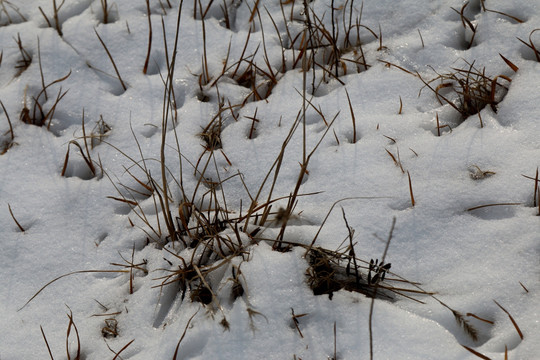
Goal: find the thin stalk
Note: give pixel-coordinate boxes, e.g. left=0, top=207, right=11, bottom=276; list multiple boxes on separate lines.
left=369, top=217, right=396, bottom=360
left=94, top=29, right=127, bottom=91
left=143, top=0, right=153, bottom=74
left=160, top=1, right=185, bottom=242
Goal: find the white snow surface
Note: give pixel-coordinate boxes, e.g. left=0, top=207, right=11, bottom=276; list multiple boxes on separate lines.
left=0, top=0, right=538, bottom=359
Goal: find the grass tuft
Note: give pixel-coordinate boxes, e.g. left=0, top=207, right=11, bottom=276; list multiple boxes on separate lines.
left=19, top=68, right=71, bottom=129
left=417, top=60, right=512, bottom=126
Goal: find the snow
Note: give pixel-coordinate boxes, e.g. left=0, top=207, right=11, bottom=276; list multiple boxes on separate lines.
left=0, top=0, right=538, bottom=359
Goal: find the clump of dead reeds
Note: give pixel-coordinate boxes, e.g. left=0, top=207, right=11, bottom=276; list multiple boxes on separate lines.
left=417, top=60, right=512, bottom=127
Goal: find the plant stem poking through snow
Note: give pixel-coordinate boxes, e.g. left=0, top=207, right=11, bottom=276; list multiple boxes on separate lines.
left=8, top=203, right=25, bottom=232
left=407, top=171, right=415, bottom=207
left=369, top=217, right=396, bottom=360
left=94, top=29, right=127, bottom=91
left=143, top=0, right=152, bottom=74
left=172, top=309, right=199, bottom=360
left=493, top=300, right=524, bottom=340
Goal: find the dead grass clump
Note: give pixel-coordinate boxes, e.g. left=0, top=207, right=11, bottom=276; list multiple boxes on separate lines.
left=306, top=247, right=407, bottom=301
left=418, top=60, right=512, bottom=127
left=285, top=0, right=374, bottom=94
left=19, top=40, right=71, bottom=130
left=154, top=230, right=250, bottom=311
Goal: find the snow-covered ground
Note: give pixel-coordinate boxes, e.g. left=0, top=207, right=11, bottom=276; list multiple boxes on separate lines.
left=0, top=0, right=538, bottom=359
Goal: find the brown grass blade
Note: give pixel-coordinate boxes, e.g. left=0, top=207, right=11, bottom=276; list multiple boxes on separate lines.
left=172, top=310, right=199, bottom=360
left=493, top=300, right=524, bottom=340
left=143, top=0, right=152, bottom=74
left=0, top=100, right=14, bottom=141
left=345, top=88, right=357, bottom=143
left=466, top=313, right=495, bottom=325
left=8, top=203, right=25, bottom=232
left=499, top=53, right=519, bottom=72
left=106, top=196, right=138, bottom=206
left=65, top=310, right=81, bottom=360
left=461, top=345, right=491, bottom=360
left=40, top=326, right=55, bottom=360
left=19, top=270, right=128, bottom=311
left=407, top=171, right=415, bottom=207
left=94, top=28, right=127, bottom=91
left=534, top=168, right=539, bottom=209
left=485, top=9, right=524, bottom=23
left=112, top=339, right=135, bottom=360
left=466, top=203, right=521, bottom=211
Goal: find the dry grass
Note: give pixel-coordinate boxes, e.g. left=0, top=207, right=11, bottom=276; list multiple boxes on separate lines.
left=0, top=99, right=16, bottom=154
left=100, top=0, right=111, bottom=24
left=7, top=203, right=25, bottom=232
left=0, top=0, right=27, bottom=25
left=518, top=28, right=540, bottom=62
left=94, top=28, right=128, bottom=91
left=417, top=60, right=512, bottom=127
left=142, top=0, right=152, bottom=74
left=13, top=32, right=31, bottom=77
left=38, top=0, right=63, bottom=36
left=61, top=110, right=98, bottom=178
left=494, top=300, right=524, bottom=340
left=40, top=308, right=83, bottom=360
left=18, top=39, right=71, bottom=129
left=15, top=2, right=531, bottom=358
